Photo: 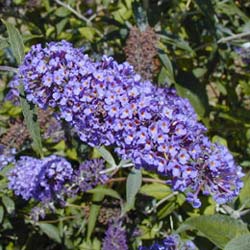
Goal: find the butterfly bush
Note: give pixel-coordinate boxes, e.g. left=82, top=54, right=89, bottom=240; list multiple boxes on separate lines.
left=15, top=40, right=244, bottom=208
left=8, top=155, right=73, bottom=202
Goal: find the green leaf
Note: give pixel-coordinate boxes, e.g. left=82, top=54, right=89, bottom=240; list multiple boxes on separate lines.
left=211, top=135, right=228, bottom=147
left=22, top=34, right=43, bottom=43
left=140, top=183, right=171, bottom=200
left=2, top=20, right=25, bottom=64
left=239, top=173, right=250, bottom=208
left=87, top=192, right=104, bottom=241
left=55, top=6, right=70, bottom=17
left=0, top=38, right=9, bottom=50
left=175, top=82, right=206, bottom=117
left=87, top=186, right=121, bottom=200
left=175, top=71, right=209, bottom=117
left=1, top=22, right=42, bottom=156
left=0, top=206, right=4, bottom=223
left=158, top=193, right=185, bottom=219
left=56, top=18, right=68, bottom=35
left=158, top=202, right=177, bottom=219
left=18, top=84, right=43, bottom=157
left=38, top=223, right=61, bottom=243
left=224, top=234, right=250, bottom=250
left=125, top=168, right=142, bottom=211
left=79, top=27, right=97, bottom=41
left=96, top=146, right=116, bottom=167
left=159, top=34, right=194, bottom=55
left=159, top=53, right=173, bottom=77
left=216, top=1, right=250, bottom=24
left=79, top=238, right=101, bottom=250
left=2, top=195, right=15, bottom=214
left=178, top=214, right=249, bottom=249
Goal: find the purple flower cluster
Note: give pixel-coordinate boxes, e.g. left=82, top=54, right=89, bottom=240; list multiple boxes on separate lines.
left=8, top=155, right=73, bottom=202
left=139, top=234, right=196, bottom=250
left=0, top=144, right=16, bottom=169
left=69, top=159, right=108, bottom=194
left=102, top=221, right=128, bottom=250
left=19, top=41, right=90, bottom=109
left=166, top=136, right=244, bottom=208
left=17, top=41, right=244, bottom=207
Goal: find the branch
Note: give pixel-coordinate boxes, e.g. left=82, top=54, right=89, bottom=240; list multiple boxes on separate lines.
left=107, top=177, right=166, bottom=184
left=0, top=65, right=18, bottom=73
left=54, top=0, right=91, bottom=24
left=217, top=31, right=250, bottom=44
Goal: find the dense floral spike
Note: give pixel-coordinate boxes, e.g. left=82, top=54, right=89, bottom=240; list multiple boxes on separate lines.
left=102, top=221, right=128, bottom=250
left=8, top=155, right=73, bottom=202
left=139, top=234, right=197, bottom=250
left=68, top=159, right=108, bottom=195
left=17, top=41, right=244, bottom=207
left=0, top=144, right=16, bottom=169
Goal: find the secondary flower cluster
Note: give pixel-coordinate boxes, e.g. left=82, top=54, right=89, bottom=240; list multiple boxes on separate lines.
left=8, top=156, right=109, bottom=203
left=67, top=159, right=108, bottom=195
left=16, top=41, right=243, bottom=207
left=8, top=155, right=73, bottom=202
left=139, top=234, right=196, bottom=250
left=102, top=220, right=128, bottom=250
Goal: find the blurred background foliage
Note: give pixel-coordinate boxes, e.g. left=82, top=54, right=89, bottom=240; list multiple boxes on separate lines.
left=1, top=0, right=250, bottom=249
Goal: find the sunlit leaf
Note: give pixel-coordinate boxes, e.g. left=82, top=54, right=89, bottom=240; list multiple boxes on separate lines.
left=178, top=214, right=249, bottom=249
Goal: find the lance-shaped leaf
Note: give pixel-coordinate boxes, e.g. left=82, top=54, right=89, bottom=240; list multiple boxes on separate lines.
left=2, top=21, right=43, bottom=157
left=124, top=168, right=142, bottom=212
left=38, top=223, right=61, bottom=243
left=2, top=20, right=25, bottom=65
left=87, top=192, right=105, bottom=241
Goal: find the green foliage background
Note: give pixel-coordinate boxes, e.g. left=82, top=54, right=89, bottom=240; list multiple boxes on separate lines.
left=1, top=0, right=250, bottom=249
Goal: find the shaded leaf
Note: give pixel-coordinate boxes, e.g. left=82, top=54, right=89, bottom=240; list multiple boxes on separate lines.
left=239, top=173, right=250, bottom=208
left=175, top=71, right=209, bottom=117
left=18, top=84, right=43, bottom=157
left=87, top=186, right=121, bottom=200
left=87, top=192, right=104, bottom=241
left=22, top=34, right=43, bottom=43
left=132, top=1, right=148, bottom=31
left=195, top=0, right=215, bottom=28
left=0, top=206, right=4, bottom=223
left=2, top=195, right=15, bottom=214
